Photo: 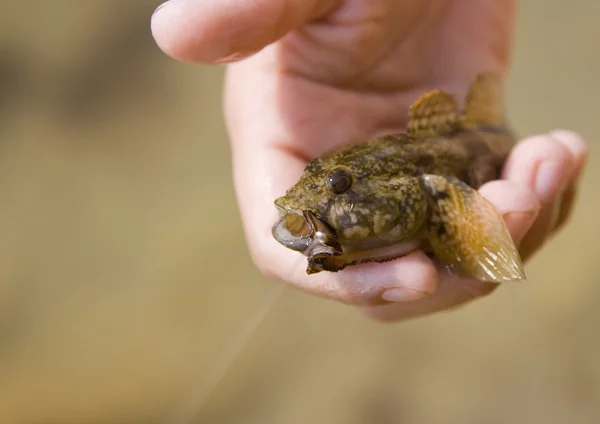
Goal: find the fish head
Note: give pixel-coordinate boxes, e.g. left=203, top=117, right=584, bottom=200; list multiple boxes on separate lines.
left=272, top=150, right=428, bottom=270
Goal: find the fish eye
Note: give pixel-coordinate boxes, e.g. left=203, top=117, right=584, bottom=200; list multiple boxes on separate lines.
left=326, top=169, right=353, bottom=194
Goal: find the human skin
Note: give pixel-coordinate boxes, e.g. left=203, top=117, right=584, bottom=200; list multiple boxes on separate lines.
left=151, top=0, right=588, bottom=322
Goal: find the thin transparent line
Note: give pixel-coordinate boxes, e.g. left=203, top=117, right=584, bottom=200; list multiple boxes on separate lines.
left=163, top=283, right=286, bottom=424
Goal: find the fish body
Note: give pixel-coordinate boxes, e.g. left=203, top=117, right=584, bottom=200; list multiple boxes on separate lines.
left=272, top=73, right=525, bottom=282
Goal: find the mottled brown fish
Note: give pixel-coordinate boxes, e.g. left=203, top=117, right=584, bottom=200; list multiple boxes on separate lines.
left=272, top=73, right=525, bottom=282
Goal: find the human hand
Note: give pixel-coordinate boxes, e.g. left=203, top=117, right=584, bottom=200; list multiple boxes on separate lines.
left=151, top=0, right=588, bottom=321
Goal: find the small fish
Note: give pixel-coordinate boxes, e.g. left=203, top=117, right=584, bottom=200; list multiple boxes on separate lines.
left=272, top=73, right=525, bottom=283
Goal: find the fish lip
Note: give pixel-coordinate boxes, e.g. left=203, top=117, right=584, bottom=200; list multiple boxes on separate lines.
left=272, top=200, right=309, bottom=252
left=272, top=205, right=343, bottom=255
left=271, top=218, right=311, bottom=252
left=274, top=197, right=303, bottom=215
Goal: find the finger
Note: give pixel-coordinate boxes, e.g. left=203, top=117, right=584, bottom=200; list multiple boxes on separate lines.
left=151, top=0, right=341, bottom=63
left=361, top=179, right=540, bottom=322
left=547, top=130, right=588, bottom=233
left=502, top=132, right=576, bottom=261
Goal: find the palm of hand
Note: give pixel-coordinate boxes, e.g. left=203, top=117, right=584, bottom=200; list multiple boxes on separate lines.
left=238, top=0, right=513, bottom=162
left=278, top=0, right=510, bottom=89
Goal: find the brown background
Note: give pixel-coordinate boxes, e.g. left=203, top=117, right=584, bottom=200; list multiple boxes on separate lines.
left=0, top=1, right=598, bottom=423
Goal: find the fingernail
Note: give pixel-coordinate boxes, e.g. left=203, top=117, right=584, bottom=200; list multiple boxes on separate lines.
left=502, top=209, right=538, bottom=222
left=152, top=1, right=174, bottom=18
left=535, top=161, right=568, bottom=204
left=213, top=50, right=257, bottom=64
left=381, top=287, right=429, bottom=302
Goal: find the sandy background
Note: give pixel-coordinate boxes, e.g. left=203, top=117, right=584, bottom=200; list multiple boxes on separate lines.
left=0, top=1, right=598, bottom=423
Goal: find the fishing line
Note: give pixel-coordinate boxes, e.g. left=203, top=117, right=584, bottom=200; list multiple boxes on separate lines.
left=163, top=282, right=286, bottom=424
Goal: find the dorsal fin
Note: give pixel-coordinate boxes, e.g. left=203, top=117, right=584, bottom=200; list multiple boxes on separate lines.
left=460, top=72, right=505, bottom=129
left=407, top=90, right=459, bottom=138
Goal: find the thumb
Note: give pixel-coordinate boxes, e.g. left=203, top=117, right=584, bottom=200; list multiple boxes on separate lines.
left=151, top=0, right=341, bottom=63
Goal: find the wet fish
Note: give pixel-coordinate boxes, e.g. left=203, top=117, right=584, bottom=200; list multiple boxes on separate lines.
left=272, top=73, right=525, bottom=282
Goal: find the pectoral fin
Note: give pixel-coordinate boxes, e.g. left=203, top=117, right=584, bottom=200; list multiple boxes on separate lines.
left=418, top=174, right=525, bottom=282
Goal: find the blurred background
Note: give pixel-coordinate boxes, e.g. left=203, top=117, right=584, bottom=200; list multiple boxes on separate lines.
left=0, top=1, right=597, bottom=423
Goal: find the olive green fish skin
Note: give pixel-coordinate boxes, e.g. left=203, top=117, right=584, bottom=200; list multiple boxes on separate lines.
left=275, top=126, right=515, bottom=249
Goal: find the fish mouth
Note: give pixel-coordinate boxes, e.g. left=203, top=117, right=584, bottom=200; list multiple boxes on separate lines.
left=272, top=208, right=343, bottom=255
left=272, top=206, right=422, bottom=275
